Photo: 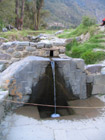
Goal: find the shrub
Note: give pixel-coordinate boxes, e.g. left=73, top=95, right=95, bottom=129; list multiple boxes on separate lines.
left=82, top=16, right=96, bottom=27
left=81, top=51, right=105, bottom=64
left=66, top=39, right=79, bottom=51
left=71, top=46, right=86, bottom=58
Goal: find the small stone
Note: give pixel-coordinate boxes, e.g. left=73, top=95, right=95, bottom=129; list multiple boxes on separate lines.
left=16, top=46, right=25, bottom=51
left=2, top=28, right=8, bottom=32
left=22, top=52, right=28, bottom=57
left=0, top=37, right=8, bottom=42
left=13, top=52, right=21, bottom=58
left=75, top=36, right=81, bottom=42
left=54, top=50, right=59, bottom=56
left=43, top=50, right=50, bottom=57
left=32, top=51, right=40, bottom=56
left=59, top=47, right=65, bottom=53
left=37, top=43, right=45, bottom=49
left=17, top=41, right=29, bottom=46
left=65, top=38, right=74, bottom=44
left=1, top=45, right=10, bottom=50
left=26, top=46, right=36, bottom=52
left=0, top=53, right=11, bottom=60
left=6, top=48, right=14, bottom=54
left=29, top=42, right=37, bottom=47
left=85, top=64, right=103, bottom=74
left=45, top=43, right=52, bottom=48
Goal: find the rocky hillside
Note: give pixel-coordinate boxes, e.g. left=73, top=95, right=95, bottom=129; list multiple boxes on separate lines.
left=44, top=0, right=105, bottom=28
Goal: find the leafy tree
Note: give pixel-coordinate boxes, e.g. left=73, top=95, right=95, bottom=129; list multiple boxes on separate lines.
left=33, top=0, right=44, bottom=30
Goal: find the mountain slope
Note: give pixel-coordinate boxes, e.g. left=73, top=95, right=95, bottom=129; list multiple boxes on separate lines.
left=44, top=0, right=105, bottom=27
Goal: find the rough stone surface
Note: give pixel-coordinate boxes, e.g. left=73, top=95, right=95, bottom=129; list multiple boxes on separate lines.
left=0, top=40, right=66, bottom=62
left=1, top=45, right=10, bottom=50
left=85, top=64, right=103, bottom=74
left=0, top=53, right=11, bottom=60
left=86, top=75, right=94, bottom=83
left=55, top=58, right=87, bottom=99
left=73, top=58, right=85, bottom=71
left=101, top=67, right=105, bottom=75
left=0, top=90, right=9, bottom=122
left=16, top=46, right=25, bottom=51
left=0, top=64, right=6, bottom=72
left=59, top=47, right=65, bottom=53
left=6, top=48, right=14, bottom=54
left=13, top=52, right=21, bottom=58
left=17, top=41, right=29, bottom=46
left=0, top=56, right=50, bottom=101
left=37, top=43, right=45, bottom=49
left=80, top=33, right=90, bottom=43
left=92, top=74, right=105, bottom=94
left=0, top=56, right=87, bottom=103
left=26, top=46, right=36, bottom=52
left=45, top=43, right=52, bottom=48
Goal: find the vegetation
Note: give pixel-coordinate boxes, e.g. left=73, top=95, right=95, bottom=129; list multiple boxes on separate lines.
left=0, top=0, right=49, bottom=30
left=58, top=17, right=97, bottom=38
left=64, top=17, right=105, bottom=64
left=0, top=29, right=56, bottom=41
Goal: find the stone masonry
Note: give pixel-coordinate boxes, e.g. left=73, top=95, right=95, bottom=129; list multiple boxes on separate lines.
left=0, top=56, right=87, bottom=104
left=0, top=41, right=65, bottom=66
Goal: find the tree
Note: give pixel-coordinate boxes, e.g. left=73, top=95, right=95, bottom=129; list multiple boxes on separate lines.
left=33, top=0, right=44, bottom=30
left=15, top=0, right=25, bottom=30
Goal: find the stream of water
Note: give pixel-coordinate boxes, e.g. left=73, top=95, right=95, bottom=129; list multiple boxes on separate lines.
left=51, top=60, right=60, bottom=118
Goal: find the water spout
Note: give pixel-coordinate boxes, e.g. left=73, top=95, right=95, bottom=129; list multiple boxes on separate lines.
left=51, top=60, right=60, bottom=118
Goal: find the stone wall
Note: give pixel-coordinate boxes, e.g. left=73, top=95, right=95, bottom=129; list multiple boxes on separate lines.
left=0, top=41, right=65, bottom=67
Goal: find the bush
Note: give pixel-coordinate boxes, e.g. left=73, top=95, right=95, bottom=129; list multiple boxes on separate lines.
left=81, top=51, right=105, bottom=64
left=71, top=46, right=86, bottom=58
left=66, top=39, right=79, bottom=51
left=82, top=16, right=96, bottom=27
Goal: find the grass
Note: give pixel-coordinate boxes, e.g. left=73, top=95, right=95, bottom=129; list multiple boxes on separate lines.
left=65, top=29, right=105, bottom=64
left=58, top=24, right=98, bottom=38
left=0, top=29, right=57, bottom=41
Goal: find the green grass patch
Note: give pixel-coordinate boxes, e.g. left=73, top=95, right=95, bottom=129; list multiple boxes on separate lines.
left=58, top=24, right=97, bottom=38
left=81, top=51, right=105, bottom=64
left=65, top=31, right=105, bottom=64
left=0, top=29, right=57, bottom=41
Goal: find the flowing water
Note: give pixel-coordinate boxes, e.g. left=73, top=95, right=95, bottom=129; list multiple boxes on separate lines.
left=51, top=60, right=60, bottom=118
